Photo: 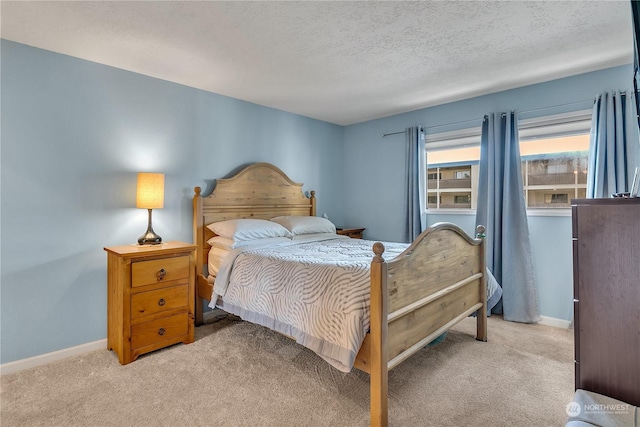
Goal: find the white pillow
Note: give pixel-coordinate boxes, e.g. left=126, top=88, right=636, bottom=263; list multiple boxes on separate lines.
left=270, top=215, right=336, bottom=236
left=207, top=247, right=230, bottom=277
left=206, top=219, right=292, bottom=241
left=207, top=235, right=292, bottom=250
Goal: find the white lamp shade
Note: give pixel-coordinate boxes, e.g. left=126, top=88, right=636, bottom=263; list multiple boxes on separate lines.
left=136, top=172, right=164, bottom=209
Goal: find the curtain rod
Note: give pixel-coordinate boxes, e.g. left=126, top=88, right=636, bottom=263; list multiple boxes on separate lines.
left=381, top=130, right=405, bottom=138
left=381, top=117, right=481, bottom=138
left=380, top=96, right=601, bottom=138
left=517, top=98, right=593, bottom=116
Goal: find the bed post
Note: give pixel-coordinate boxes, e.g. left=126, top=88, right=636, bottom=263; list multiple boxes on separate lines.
left=475, top=225, right=488, bottom=342
left=193, top=186, right=204, bottom=326
left=370, top=242, right=388, bottom=427
left=309, top=190, right=316, bottom=216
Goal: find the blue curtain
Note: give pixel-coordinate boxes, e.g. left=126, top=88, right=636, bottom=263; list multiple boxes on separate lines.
left=587, top=91, right=640, bottom=198
left=476, top=113, right=540, bottom=323
left=405, top=126, right=425, bottom=242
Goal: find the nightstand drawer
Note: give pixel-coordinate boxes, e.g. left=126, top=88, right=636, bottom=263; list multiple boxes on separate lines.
left=131, top=313, right=189, bottom=349
left=131, top=255, right=190, bottom=287
left=131, top=284, right=189, bottom=320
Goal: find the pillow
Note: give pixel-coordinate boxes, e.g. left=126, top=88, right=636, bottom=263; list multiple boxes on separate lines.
left=207, top=247, right=230, bottom=278
left=207, top=236, right=238, bottom=250
left=206, top=219, right=292, bottom=241
left=270, top=215, right=336, bottom=236
left=207, top=235, right=292, bottom=250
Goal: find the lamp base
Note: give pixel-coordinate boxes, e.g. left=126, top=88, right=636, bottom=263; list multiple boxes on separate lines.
left=138, top=230, right=162, bottom=245
left=138, top=209, right=162, bottom=245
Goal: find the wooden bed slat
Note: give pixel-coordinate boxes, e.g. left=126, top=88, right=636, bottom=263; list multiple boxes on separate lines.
left=388, top=303, right=483, bottom=370
left=387, top=272, right=483, bottom=322
left=387, top=280, right=482, bottom=363
left=386, top=228, right=481, bottom=313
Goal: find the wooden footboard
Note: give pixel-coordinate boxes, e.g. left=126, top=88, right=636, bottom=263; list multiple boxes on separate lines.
left=356, top=223, right=487, bottom=427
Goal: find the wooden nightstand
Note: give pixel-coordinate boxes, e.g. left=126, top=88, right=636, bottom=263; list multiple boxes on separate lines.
left=104, top=241, right=197, bottom=365
left=336, top=227, right=366, bottom=239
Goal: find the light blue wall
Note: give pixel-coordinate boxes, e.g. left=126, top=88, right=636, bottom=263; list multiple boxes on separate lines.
left=0, top=40, right=343, bottom=364
left=2, top=38, right=634, bottom=364
left=343, top=64, right=635, bottom=323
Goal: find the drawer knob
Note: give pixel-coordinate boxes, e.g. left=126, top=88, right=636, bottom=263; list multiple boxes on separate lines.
left=158, top=328, right=166, bottom=336
left=158, top=298, right=166, bottom=306
left=157, top=268, right=166, bottom=281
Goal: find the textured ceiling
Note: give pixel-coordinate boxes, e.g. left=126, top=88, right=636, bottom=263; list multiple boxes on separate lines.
left=0, top=1, right=634, bottom=125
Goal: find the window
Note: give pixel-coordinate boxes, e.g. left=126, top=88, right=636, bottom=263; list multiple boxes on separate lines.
left=425, top=126, right=481, bottom=210
left=522, top=149, right=589, bottom=209
left=424, top=110, right=591, bottom=212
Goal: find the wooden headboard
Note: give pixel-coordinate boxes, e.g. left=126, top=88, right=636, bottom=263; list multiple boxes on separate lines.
left=192, top=162, right=316, bottom=269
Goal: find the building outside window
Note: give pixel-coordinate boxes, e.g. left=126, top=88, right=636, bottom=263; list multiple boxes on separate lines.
left=425, top=110, right=591, bottom=211
left=426, top=125, right=480, bottom=209
left=520, top=134, right=589, bottom=208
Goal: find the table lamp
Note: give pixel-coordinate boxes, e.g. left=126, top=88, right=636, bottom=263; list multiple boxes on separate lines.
left=136, top=172, right=164, bottom=245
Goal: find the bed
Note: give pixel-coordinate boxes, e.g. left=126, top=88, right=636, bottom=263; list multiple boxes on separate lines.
left=193, top=162, right=488, bottom=427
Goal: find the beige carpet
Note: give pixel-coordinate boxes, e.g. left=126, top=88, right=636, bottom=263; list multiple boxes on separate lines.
left=1, top=315, right=574, bottom=426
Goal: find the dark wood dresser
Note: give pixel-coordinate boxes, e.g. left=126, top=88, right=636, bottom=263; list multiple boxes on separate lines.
left=572, top=198, right=640, bottom=406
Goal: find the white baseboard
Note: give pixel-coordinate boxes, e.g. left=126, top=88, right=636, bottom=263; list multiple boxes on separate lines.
left=0, top=339, right=107, bottom=376
left=539, top=315, right=572, bottom=329
left=1, top=311, right=226, bottom=376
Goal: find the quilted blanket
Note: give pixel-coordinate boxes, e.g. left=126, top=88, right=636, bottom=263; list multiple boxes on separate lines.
left=210, top=234, right=500, bottom=372
left=210, top=235, right=408, bottom=372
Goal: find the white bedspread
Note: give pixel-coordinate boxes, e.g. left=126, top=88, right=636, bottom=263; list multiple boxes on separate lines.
left=209, top=235, right=408, bottom=372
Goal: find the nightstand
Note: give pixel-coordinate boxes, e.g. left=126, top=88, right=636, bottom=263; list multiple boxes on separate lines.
left=104, top=241, right=197, bottom=365
left=336, top=227, right=366, bottom=239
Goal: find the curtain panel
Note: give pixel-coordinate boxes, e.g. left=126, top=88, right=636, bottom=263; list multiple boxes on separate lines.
left=476, top=113, right=540, bottom=323
left=405, top=126, right=425, bottom=243
left=587, top=90, right=640, bottom=198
